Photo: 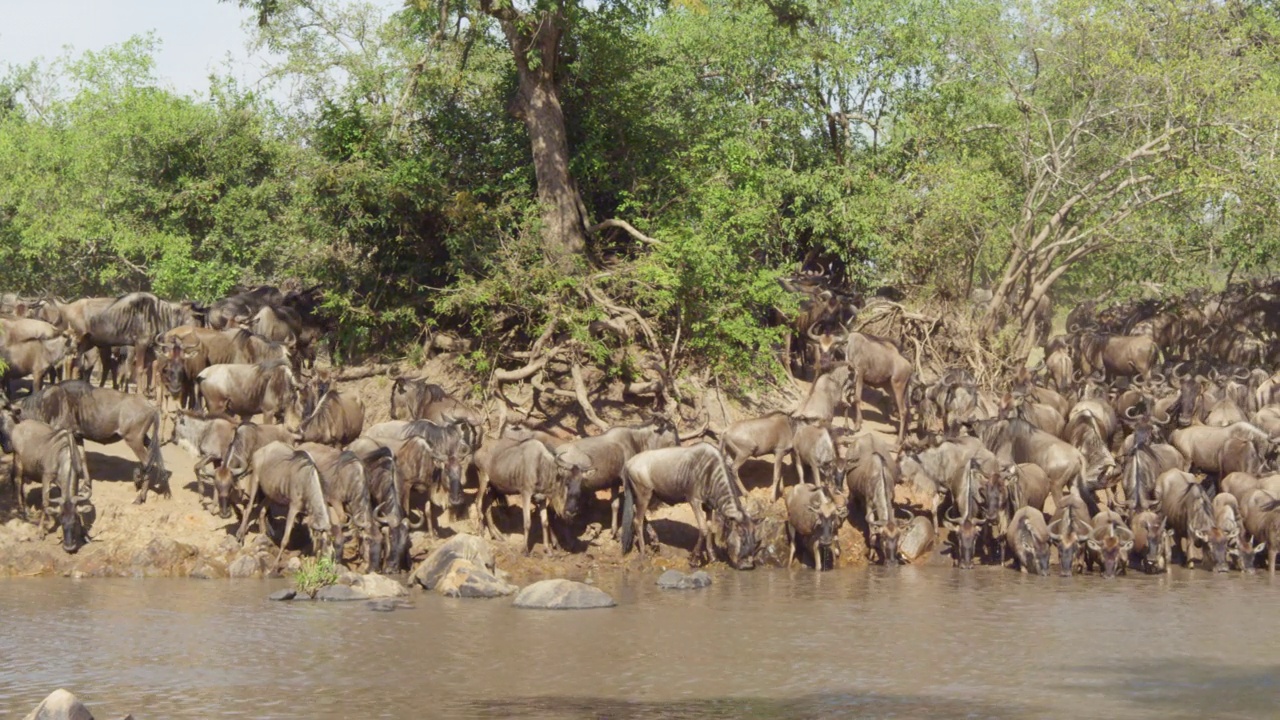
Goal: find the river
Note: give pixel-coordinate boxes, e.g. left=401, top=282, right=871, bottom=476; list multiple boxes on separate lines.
left=1, top=568, right=1277, bottom=719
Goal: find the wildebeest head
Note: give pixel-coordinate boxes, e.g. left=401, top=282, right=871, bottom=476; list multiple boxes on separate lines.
left=52, top=493, right=92, bottom=554
left=944, top=505, right=982, bottom=570
left=1087, top=524, right=1134, bottom=578
left=377, top=501, right=411, bottom=573
left=1231, top=533, right=1264, bottom=574
left=554, top=453, right=593, bottom=520
left=872, top=518, right=904, bottom=567
left=1174, top=378, right=1202, bottom=427
left=1048, top=517, right=1089, bottom=577
left=822, top=456, right=851, bottom=496
left=1195, top=525, right=1233, bottom=573
left=212, top=466, right=240, bottom=519
left=723, top=515, right=759, bottom=570
left=432, top=444, right=468, bottom=509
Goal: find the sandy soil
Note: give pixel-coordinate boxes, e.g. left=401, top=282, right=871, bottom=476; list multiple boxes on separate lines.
left=0, top=358, right=923, bottom=580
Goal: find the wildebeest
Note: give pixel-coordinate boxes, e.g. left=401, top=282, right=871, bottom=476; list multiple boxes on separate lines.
left=845, top=447, right=905, bottom=566
left=1045, top=338, right=1073, bottom=393
left=346, top=438, right=411, bottom=573
left=235, top=441, right=339, bottom=564
left=620, top=443, right=759, bottom=569
left=31, top=297, right=117, bottom=385
left=473, top=435, right=575, bottom=553
left=978, top=417, right=1088, bottom=512
left=791, top=422, right=848, bottom=496
left=0, top=317, right=69, bottom=394
left=1212, top=493, right=1260, bottom=572
left=80, top=292, right=204, bottom=391
left=170, top=410, right=238, bottom=511
left=719, top=411, right=800, bottom=498
left=1085, top=509, right=1133, bottom=577
left=553, top=417, right=677, bottom=536
left=1129, top=510, right=1172, bottom=574
left=793, top=364, right=853, bottom=423
left=1006, top=505, right=1052, bottom=575
left=844, top=332, right=913, bottom=441
left=297, top=388, right=364, bottom=446
left=1, top=413, right=92, bottom=553
left=785, top=483, right=843, bottom=570
left=388, top=377, right=484, bottom=446
left=1153, top=469, right=1220, bottom=569
left=299, top=443, right=381, bottom=570
left=365, top=419, right=475, bottom=533
left=939, top=457, right=990, bottom=570
left=1169, top=422, right=1271, bottom=478
left=1241, top=490, right=1280, bottom=573
left=214, top=421, right=296, bottom=519
left=1048, top=491, right=1092, bottom=577
left=18, top=380, right=168, bottom=503
left=1074, top=329, right=1161, bottom=380
left=196, top=359, right=296, bottom=424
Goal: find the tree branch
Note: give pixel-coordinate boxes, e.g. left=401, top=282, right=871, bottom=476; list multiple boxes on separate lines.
left=588, top=218, right=661, bottom=246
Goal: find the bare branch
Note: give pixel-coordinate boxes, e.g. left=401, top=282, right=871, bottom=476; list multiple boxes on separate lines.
left=588, top=218, right=661, bottom=246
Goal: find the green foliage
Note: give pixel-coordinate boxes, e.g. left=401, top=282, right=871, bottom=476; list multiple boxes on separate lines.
left=292, top=554, right=341, bottom=598
left=3, top=0, right=1280, bottom=379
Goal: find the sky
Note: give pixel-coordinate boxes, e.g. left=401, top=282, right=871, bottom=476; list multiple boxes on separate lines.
left=0, top=0, right=397, bottom=98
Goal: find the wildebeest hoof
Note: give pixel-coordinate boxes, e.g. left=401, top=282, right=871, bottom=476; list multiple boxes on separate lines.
left=132, top=497, right=146, bottom=505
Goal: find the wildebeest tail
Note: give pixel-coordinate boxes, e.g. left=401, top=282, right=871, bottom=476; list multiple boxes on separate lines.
left=620, top=469, right=637, bottom=554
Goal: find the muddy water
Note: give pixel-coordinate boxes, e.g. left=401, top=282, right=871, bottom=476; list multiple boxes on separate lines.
left=1, top=568, right=1277, bottom=719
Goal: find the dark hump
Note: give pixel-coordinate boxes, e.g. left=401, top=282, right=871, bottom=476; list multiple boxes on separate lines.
left=89, top=292, right=165, bottom=342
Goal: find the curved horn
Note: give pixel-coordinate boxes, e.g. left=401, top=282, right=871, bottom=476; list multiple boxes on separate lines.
left=1047, top=516, right=1063, bottom=540
left=1123, top=404, right=1141, bottom=420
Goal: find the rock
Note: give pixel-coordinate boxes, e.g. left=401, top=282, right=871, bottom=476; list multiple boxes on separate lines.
left=435, top=559, right=517, bottom=599
left=365, top=598, right=415, bottom=612
left=284, top=556, right=304, bottom=573
left=188, top=558, right=228, bottom=580
left=130, top=537, right=198, bottom=576
left=898, top=516, right=936, bottom=563
left=22, top=689, right=95, bottom=720
left=410, top=534, right=496, bottom=590
left=227, top=554, right=263, bottom=579
left=512, top=579, right=615, bottom=610
left=268, top=589, right=297, bottom=602
left=353, top=573, right=408, bottom=599
left=658, top=570, right=714, bottom=589
left=314, top=584, right=369, bottom=602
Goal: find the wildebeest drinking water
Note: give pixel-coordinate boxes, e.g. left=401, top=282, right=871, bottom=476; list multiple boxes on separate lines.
left=235, top=441, right=339, bottom=565
left=620, top=443, right=759, bottom=569
left=0, top=411, right=93, bottom=553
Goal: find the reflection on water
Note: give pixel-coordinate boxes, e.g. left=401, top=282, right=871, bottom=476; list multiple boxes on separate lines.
left=1, top=568, right=1277, bottom=719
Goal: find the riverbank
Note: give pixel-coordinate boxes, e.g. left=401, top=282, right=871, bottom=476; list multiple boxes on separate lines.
left=0, top=359, right=889, bottom=580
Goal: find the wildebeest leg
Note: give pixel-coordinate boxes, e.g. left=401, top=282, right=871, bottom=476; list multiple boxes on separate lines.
left=787, top=526, right=797, bottom=568
left=688, top=502, right=709, bottom=567
left=728, top=455, right=749, bottom=496
left=631, top=483, right=653, bottom=557
left=276, top=502, right=301, bottom=566
left=812, top=540, right=823, bottom=571
left=795, top=456, right=807, bottom=487
left=852, top=372, right=865, bottom=431
left=771, top=454, right=785, bottom=500
left=424, top=499, right=437, bottom=538
left=192, top=456, right=213, bottom=507
left=894, top=379, right=908, bottom=441
left=539, top=505, right=552, bottom=554
left=520, top=491, right=534, bottom=555
left=235, top=473, right=262, bottom=544
left=610, top=487, right=620, bottom=539
left=11, top=460, right=26, bottom=518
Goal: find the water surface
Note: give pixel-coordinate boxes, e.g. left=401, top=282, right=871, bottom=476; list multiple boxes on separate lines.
left=1, top=568, right=1276, bottom=719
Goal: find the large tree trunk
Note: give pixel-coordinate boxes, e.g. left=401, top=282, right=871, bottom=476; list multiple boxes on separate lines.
left=485, top=2, right=587, bottom=265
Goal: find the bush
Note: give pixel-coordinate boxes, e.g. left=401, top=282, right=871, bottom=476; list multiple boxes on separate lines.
left=291, top=555, right=340, bottom=598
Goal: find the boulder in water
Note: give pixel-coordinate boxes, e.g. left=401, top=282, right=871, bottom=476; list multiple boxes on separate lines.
left=656, top=570, right=713, bottom=590
left=435, top=559, right=517, bottom=598
left=23, top=689, right=96, bottom=720
left=513, top=579, right=615, bottom=610
left=268, top=589, right=297, bottom=602
left=349, top=573, right=408, bottom=599
left=410, top=534, right=495, bottom=590
left=228, top=553, right=263, bottom=579
left=898, top=516, right=936, bottom=563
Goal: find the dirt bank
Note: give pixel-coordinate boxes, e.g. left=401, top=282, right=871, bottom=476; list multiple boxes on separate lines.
left=0, top=358, right=916, bottom=581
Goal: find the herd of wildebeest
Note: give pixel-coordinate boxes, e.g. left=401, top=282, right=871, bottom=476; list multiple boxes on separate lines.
left=1, top=278, right=1280, bottom=580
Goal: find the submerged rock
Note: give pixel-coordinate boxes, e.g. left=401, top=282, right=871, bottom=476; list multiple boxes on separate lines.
left=410, top=534, right=496, bottom=590
left=656, top=570, right=713, bottom=590
left=22, top=689, right=96, bottom=720
left=513, top=579, right=615, bottom=610
left=435, top=559, right=517, bottom=598
left=314, top=584, right=369, bottom=602
left=188, top=558, right=228, bottom=580
left=366, top=598, right=416, bottom=612
left=268, top=589, right=297, bottom=602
